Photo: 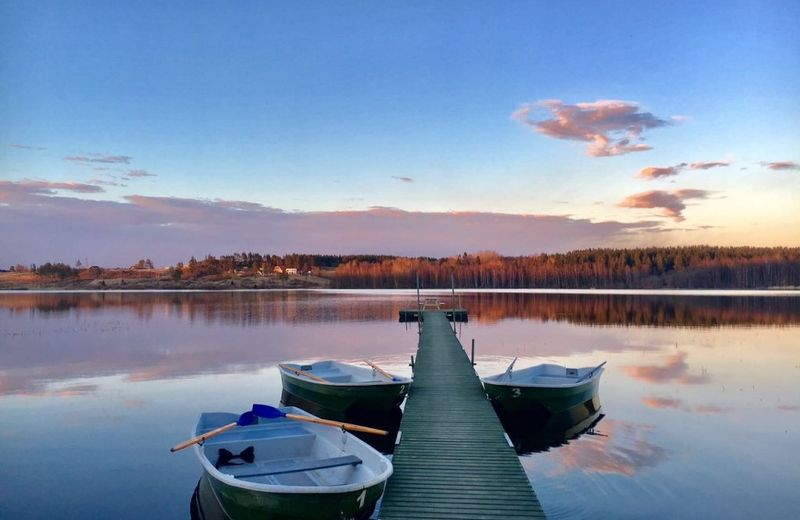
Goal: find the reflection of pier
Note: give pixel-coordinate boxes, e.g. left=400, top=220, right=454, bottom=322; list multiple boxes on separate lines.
left=380, top=311, right=544, bottom=519
left=398, top=308, right=468, bottom=322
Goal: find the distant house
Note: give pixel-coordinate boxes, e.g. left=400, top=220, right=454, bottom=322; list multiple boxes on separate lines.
left=273, top=266, right=284, bottom=274
left=285, top=268, right=298, bottom=275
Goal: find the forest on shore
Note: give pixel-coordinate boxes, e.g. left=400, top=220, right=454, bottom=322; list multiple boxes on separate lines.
left=4, top=246, right=799, bottom=290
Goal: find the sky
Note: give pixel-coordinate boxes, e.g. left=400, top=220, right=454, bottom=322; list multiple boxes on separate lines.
left=1, top=1, right=799, bottom=266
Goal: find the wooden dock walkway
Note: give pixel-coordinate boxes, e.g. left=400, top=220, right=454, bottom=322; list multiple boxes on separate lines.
left=379, top=311, right=545, bottom=519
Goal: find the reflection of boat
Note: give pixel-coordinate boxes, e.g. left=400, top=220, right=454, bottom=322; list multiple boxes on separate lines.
left=193, top=406, right=392, bottom=520
left=281, top=390, right=402, bottom=454
left=482, top=360, right=605, bottom=415
left=495, top=394, right=605, bottom=455
left=278, top=360, right=411, bottom=413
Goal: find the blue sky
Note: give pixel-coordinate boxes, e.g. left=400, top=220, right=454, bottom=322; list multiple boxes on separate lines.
left=1, top=1, right=799, bottom=265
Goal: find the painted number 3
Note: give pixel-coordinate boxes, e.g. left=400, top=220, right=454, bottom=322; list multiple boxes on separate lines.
left=512, top=388, right=521, bottom=398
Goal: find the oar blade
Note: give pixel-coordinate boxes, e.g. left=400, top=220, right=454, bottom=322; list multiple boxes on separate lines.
left=251, top=404, right=286, bottom=419
left=237, top=411, right=258, bottom=426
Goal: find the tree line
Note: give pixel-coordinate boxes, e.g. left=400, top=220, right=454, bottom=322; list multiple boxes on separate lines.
left=16, top=246, right=800, bottom=289
left=329, top=246, right=800, bottom=289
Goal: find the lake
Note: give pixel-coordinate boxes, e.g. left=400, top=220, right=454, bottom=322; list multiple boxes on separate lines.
left=1, top=290, right=798, bottom=519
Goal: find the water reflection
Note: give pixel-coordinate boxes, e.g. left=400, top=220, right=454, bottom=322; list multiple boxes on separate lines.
left=2, top=291, right=797, bottom=398
left=495, top=395, right=605, bottom=455
left=191, top=474, right=228, bottom=520
left=622, top=352, right=711, bottom=385
left=3, top=290, right=799, bottom=327
left=1, top=291, right=799, bottom=519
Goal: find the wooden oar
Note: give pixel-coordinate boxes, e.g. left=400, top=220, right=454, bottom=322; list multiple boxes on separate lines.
left=363, top=359, right=395, bottom=381
left=252, top=404, right=388, bottom=436
left=284, top=413, right=388, bottom=436
left=171, top=421, right=240, bottom=452
left=576, top=361, right=607, bottom=383
left=279, top=363, right=325, bottom=382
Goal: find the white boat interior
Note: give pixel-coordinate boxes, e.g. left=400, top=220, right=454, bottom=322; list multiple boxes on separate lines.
left=281, top=360, right=411, bottom=385
left=195, top=407, right=392, bottom=492
left=483, top=363, right=605, bottom=388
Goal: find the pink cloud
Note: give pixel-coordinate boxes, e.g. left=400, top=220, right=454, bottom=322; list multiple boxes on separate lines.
left=619, top=189, right=710, bottom=221
left=0, top=180, right=104, bottom=202
left=637, top=166, right=683, bottom=179
left=513, top=99, right=672, bottom=157
left=637, top=161, right=729, bottom=180
left=764, top=161, right=800, bottom=171
left=0, top=187, right=657, bottom=266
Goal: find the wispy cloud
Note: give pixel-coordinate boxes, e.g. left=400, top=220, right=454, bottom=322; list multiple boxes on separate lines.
left=64, top=154, right=133, bottom=164
left=619, top=189, right=710, bottom=221
left=127, top=170, right=156, bottom=178
left=637, top=161, right=730, bottom=180
left=89, top=178, right=128, bottom=188
left=763, top=161, right=800, bottom=171
left=688, top=161, right=729, bottom=170
left=391, top=176, right=414, bottom=183
left=8, top=143, right=46, bottom=151
left=0, top=180, right=104, bottom=202
left=513, top=99, right=672, bottom=157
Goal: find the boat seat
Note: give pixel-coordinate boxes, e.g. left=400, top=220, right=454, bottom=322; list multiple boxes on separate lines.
left=229, top=455, right=363, bottom=478
left=321, top=375, right=353, bottom=383
left=307, top=371, right=353, bottom=382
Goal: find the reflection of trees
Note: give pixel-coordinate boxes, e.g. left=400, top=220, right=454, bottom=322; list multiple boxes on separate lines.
left=2, top=291, right=799, bottom=327
left=0, top=292, right=407, bottom=324
left=460, top=293, right=800, bottom=327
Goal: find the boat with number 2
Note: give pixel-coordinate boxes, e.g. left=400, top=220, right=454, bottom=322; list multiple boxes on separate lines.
left=279, top=360, right=411, bottom=413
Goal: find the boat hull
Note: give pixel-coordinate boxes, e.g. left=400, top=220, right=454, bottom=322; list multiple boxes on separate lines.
left=207, top=472, right=385, bottom=520
left=484, top=376, right=601, bottom=415
left=280, top=372, right=409, bottom=413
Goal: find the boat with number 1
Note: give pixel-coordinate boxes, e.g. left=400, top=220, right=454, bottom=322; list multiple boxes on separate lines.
left=192, top=406, right=392, bottom=520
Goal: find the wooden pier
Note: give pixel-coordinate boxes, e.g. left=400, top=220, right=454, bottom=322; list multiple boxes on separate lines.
left=379, top=311, right=544, bottom=519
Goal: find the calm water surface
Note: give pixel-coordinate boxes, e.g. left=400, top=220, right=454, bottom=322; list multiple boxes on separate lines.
left=1, top=290, right=798, bottom=519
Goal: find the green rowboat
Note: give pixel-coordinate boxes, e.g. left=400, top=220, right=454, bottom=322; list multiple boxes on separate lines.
left=279, top=360, right=411, bottom=413
left=482, top=361, right=605, bottom=415
left=193, top=406, right=392, bottom=520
